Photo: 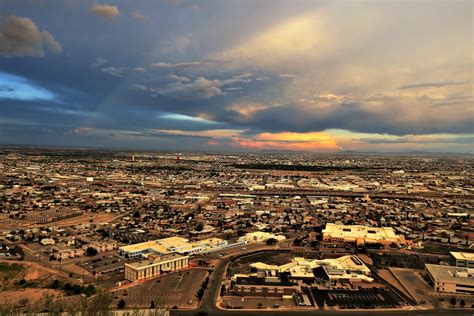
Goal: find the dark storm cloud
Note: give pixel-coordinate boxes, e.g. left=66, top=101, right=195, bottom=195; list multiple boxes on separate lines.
left=0, top=16, right=62, bottom=57
left=229, top=101, right=474, bottom=136
left=0, top=1, right=472, bottom=152
left=361, top=136, right=474, bottom=145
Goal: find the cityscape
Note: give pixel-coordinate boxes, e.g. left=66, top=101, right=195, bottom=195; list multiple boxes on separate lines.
left=0, top=148, right=472, bottom=315
left=0, top=0, right=473, bottom=315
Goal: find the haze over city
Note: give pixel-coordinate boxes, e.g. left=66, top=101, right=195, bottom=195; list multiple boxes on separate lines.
left=0, top=0, right=472, bottom=153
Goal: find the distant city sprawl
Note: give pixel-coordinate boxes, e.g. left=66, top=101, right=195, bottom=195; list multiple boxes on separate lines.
left=0, top=147, right=472, bottom=314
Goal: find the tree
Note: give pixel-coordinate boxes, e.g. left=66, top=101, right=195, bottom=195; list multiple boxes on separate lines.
left=293, top=238, right=302, bottom=247
left=450, top=297, right=456, bottom=307
left=86, top=247, right=98, bottom=256
left=83, top=284, right=96, bottom=297
left=18, top=297, right=29, bottom=307
left=266, top=238, right=277, bottom=246
left=38, top=293, right=62, bottom=314
left=81, top=287, right=113, bottom=315
left=117, top=299, right=126, bottom=309
left=195, top=222, right=204, bottom=232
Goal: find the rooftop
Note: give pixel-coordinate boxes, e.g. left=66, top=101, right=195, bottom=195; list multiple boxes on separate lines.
left=426, top=264, right=474, bottom=284
left=125, top=253, right=187, bottom=269
left=322, top=223, right=400, bottom=240
left=450, top=251, right=474, bottom=261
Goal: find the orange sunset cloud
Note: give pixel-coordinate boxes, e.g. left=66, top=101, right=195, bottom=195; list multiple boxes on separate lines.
left=234, top=131, right=340, bottom=151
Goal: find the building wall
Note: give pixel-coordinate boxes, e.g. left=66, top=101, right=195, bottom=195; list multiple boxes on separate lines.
left=449, top=253, right=474, bottom=268
left=124, top=257, right=189, bottom=282
left=427, top=268, right=474, bottom=294
left=233, top=284, right=294, bottom=297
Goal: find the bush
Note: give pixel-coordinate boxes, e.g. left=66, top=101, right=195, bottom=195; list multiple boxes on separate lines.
left=117, top=299, right=126, bottom=309
left=266, top=238, right=277, bottom=245
left=86, top=247, right=98, bottom=256
left=450, top=297, right=456, bottom=306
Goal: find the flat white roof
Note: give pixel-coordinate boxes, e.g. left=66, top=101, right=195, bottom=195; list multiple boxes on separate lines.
left=450, top=251, right=474, bottom=261
left=322, top=223, right=400, bottom=240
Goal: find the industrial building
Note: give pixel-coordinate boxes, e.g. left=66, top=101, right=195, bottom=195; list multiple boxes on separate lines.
left=322, top=223, right=405, bottom=246
left=425, top=264, right=474, bottom=294
left=124, top=253, right=189, bottom=282
left=449, top=251, right=474, bottom=268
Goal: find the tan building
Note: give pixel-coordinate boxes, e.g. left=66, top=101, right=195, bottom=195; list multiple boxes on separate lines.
left=124, top=253, right=189, bottom=282
left=82, top=241, right=117, bottom=253
left=322, top=223, right=405, bottom=246
left=53, top=247, right=85, bottom=260
left=449, top=252, right=474, bottom=268
left=237, top=231, right=286, bottom=244
left=426, top=264, right=474, bottom=294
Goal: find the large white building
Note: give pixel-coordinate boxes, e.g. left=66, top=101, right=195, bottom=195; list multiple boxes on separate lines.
left=232, top=255, right=373, bottom=297
left=124, top=253, right=189, bottom=282
left=119, top=236, right=244, bottom=259
left=248, top=255, right=373, bottom=284
left=425, top=264, right=474, bottom=294
left=322, top=223, right=405, bottom=246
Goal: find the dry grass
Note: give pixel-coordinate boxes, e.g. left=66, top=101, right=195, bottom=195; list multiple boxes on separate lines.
left=0, top=288, right=63, bottom=306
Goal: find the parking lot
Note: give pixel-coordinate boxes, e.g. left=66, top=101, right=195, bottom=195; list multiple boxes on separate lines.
left=308, top=287, right=403, bottom=309
left=221, top=296, right=295, bottom=310
left=78, top=254, right=124, bottom=275
left=113, top=268, right=209, bottom=309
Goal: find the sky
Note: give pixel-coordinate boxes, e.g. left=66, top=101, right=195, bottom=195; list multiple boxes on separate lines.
left=0, top=0, right=473, bottom=153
